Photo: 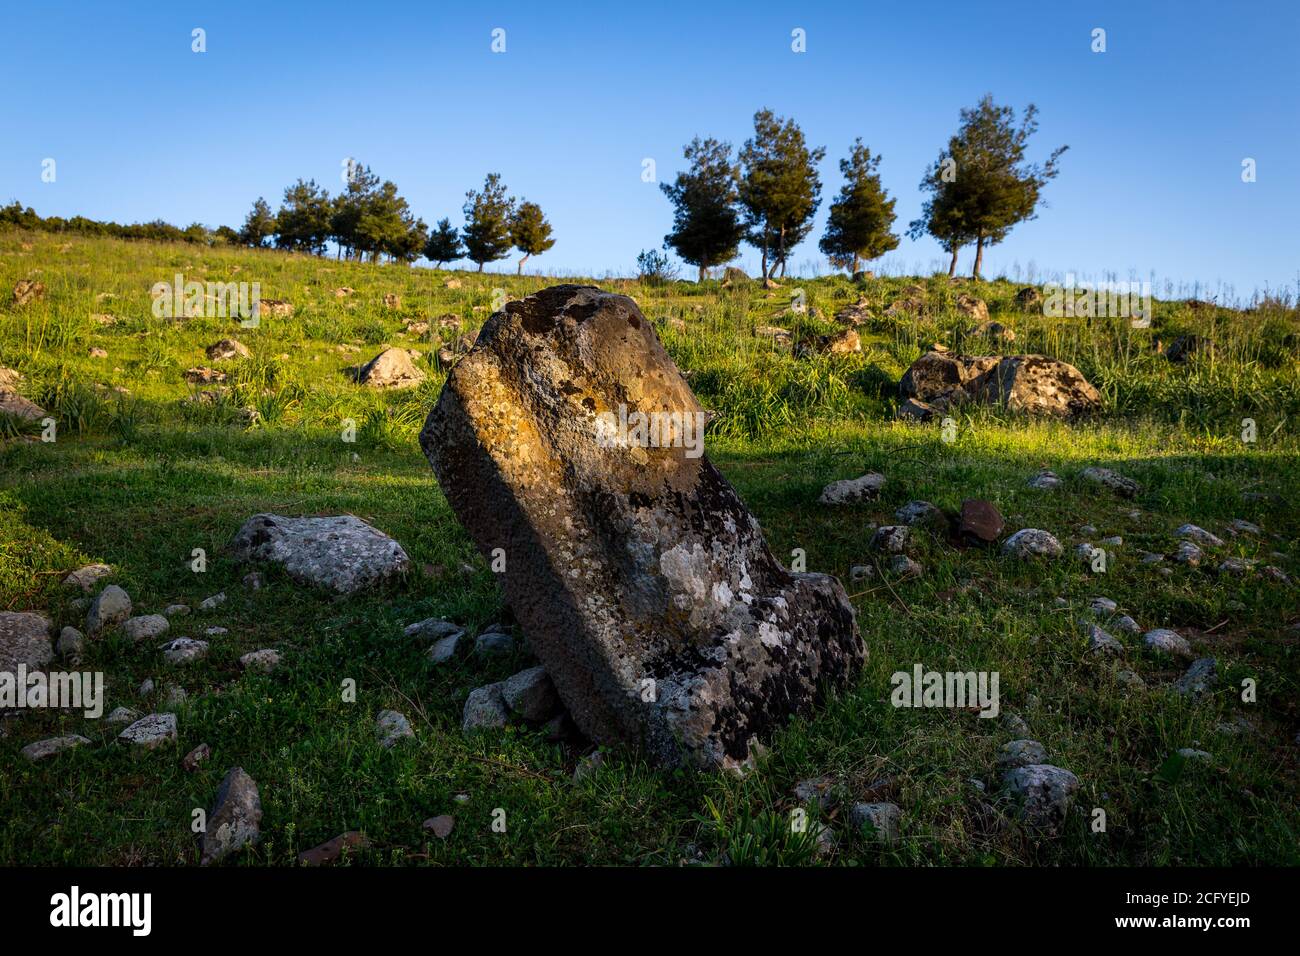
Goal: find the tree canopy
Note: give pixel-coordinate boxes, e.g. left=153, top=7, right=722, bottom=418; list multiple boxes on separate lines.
left=660, top=137, right=746, bottom=282
left=819, top=139, right=898, bottom=273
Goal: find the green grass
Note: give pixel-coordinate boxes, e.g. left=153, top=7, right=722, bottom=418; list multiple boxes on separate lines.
left=1, top=229, right=1298, bottom=866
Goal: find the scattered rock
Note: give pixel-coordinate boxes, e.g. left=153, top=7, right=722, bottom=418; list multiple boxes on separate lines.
left=897, top=397, right=937, bottom=421
left=242, top=571, right=264, bottom=590
left=1089, top=597, right=1118, bottom=614
left=0, top=612, right=53, bottom=674
left=13, top=279, right=46, bottom=306
left=1177, top=747, right=1213, bottom=761
left=573, top=751, right=605, bottom=782
left=1217, top=557, right=1257, bottom=576
left=63, top=563, right=112, bottom=593
left=198, top=592, right=226, bottom=610
left=382, top=293, right=402, bottom=310
left=1015, top=287, right=1042, bottom=310
left=1173, top=541, right=1203, bottom=567
left=895, top=500, right=946, bottom=530
left=1177, top=524, right=1224, bottom=548
left=1080, top=466, right=1139, bottom=498
left=375, top=709, right=414, bottom=748
left=1143, top=628, right=1191, bottom=658
left=1001, top=764, right=1080, bottom=832
left=869, top=525, right=910, bottom=555
left=956, top=295, right=990, bottom=324
left=298, top=831, right=369, bottom=866
left=404, top=617, right=463, bottom=642
left=1085, top=623, right=1124, bottom=656
left=997, top=739, right=1048, bottom=770
left=848, top=802, right=901, bottom=843
left=160, top=638, right=209, bottom=665
left=1002, top=529, right=1062, bottom=559
left=427, top=633, right=462, bottom=663
left=56, top=626, right=85, bottom=659
left=239, top=649, right=281, bottom=673
left=1116, top=669, right=1146, bottom=690
left=899, top=351, right=1101, bottom=418
left=354, top=347, right=426, bottom=389
left=501, top=666, right=560, bottom=722
left=182, top=743, right=211, bottom=771
left=1112, top=615, right=1141, bottom=636
left=889, top=555, right=922, bottom=577
left=1027, top=470, right=1061, bottom=490
left=793, top=776, right=838, bottom=810
left=231, top=514, right=410, bottom=595
left=462, top=682, right=510, bottom=732
left=161, top=683, right=188, bottom=708
left=122, top=614, right=169, bottom=643
left=184, top=366, right=226, bottom=385
left=105, top=706, right=139, bottom=724
left=164, top=604, right=190, bottom=617
left=118, top=712, right=178, bottom=748
left=201, top=767, right=262, bottom=865
left=474, top=631, right=514, bottom=657
left=1226, top=519, right=1261, bottom=536
left=85, top=585, right=132, bottom=634
left=819, top=472, right=885, bottom=505
left=22, top=735, right=91, bottom=761
left=205, top=339, right=250, bottom=361
left=1175, top=657, right=1217, bottom=697
left=422, top=816, right=455, bottom=839
left=959, top=499, right=1004, bottom=545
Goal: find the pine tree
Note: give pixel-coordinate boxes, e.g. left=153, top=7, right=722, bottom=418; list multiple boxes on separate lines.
left=510, top=201, right=555, bottom=274
left=738, top=110, right=825, bottom=280
left=330, top=162, right=380, bottom=260
left=424, top=218, right=464, bottom=268
left=274, top=179, right=332, bottom=254
left=660, top=137, right=746, bottom=282
left=462, top=173, right=515, bottom=272
left=239, top=197, right=276, bottom=248
left=819, top=140, right=899, bottom=273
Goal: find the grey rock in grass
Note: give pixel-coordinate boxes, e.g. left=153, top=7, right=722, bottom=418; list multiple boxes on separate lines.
left=423, top=815, right=455, bottom=839
left=22, top=735, right=91, bottom=761
left=1075, top=543, right=1106, bottom=570
left=122, top=614, right=169, bottom=643
left=163, top=604, right=190, bottom=617
left=403, top=617, right=464, bottom=642
left=230, top=514, right=410, bottom=595
left=1000, top=764, right=1080, bottom=832
left=1262, top=565, right=1293, bottom=585
left=205, top=338, right=250, bottom=361
left=85, top=585, right=132, bottom=634
left=1027, top=470, right=1062, bottom=490
left=161, top=683, right=188, bottom=708
left=997, top=739, right=1048, bottom=770
left=1002, top=529, right=1062, bottom=559
left=62, top=563, right=112, bottom=593
left=889, top=555, right=922, bottom=577
left=1116, top=669, right=1146, bottom=690
left=1112, top=615, right=1141, bottom=636
left=427, top=633, right=462, bottom=663
left=1100, top=535, right=1123, bottom=547
left=462, top=682, right=510, bottom=733
left=160, top=638, right=209, bottom=665
left=898, top=397, right=937, bottom=421
left=501, top=666, right=560, bottom=722
left=1175, top=657, right=1217, bottom=698
left=1138, top=551, right=1164, bottom=565
left=1173, top=541, right=1203, bottom=567
left=104, top=706, right=139, bottom=724
left=1177, top=748, right=1212, bottom=761
left=182, top=743, right=211, bottom=771
left=870, top=525, right=910, bottom=555
left=1176, top=524, right=1224, bottom=549
left=1217, top=557, right=1258, bottom=576
left=137, top=678, right=155, bottom=697
left=794, top=776, right=838, bottom=810
left=1002, top=713, right=1031, bottom=736
left=200, top=767, right=262, bottom=865
left=474, top=631, right=514, bottom=657
left=819, top=472, right=885, bottom=505
left=118, top=712, right=177, bottom=748
left=848, top=801, right=901, bottom=844
left=1226, top=519, right=1262, bottom=536
left=56, top=626, right=85, bottom=659
left=239, top=649, right=281, bottom=673
left=895, top=500, right=946, bottom=530
left=1079, top=524, right=1098, bottom=536
left=849, top=564, right=874, bottom=583
left=242, top=571, right=264, bottom=590
left=573, top=751, right=605, bottom=782
left=375, top=709, right=414, bottom=748
left=198, top=592, right=226, bottom=610
left=204, top=626, right=228, bottom=636
left=1089, top=597, right=1118, bottom=615
left=1080, top=466, right=1139, bottom=498
left=1143, top=628, right=1192, bottom=658
left=355, top=347, right=427, bottom=389
left=421, top=285, right=864, bottom=770
left=899, top=351, right=1101, bottom=418
left=0, top=611, right=53, bottom=674
left=1085, top=623, right=1123, bottom=656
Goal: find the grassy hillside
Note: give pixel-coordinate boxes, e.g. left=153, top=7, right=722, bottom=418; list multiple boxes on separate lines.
left=1, top=228, right=1297, bottom=866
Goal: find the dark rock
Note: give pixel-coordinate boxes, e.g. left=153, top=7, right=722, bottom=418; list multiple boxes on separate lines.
left=297, top=831, right=368, bottom=866
left=899, top=351, right=1101, bottom=418
left=959, top=499, right=1004, bottom=545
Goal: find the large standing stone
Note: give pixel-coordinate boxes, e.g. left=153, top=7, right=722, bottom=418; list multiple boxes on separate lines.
left=420, top=285, right=864, bottom=770
left=85, top=585, right=132, bottom=634
left=230, top=514, right=410, bottom=594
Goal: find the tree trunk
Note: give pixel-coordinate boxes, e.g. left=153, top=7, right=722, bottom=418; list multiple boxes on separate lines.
left=517, top=253, right=529, bottom=275
left=973, top=234, right=985, bottom=280
left=852, top=254, right=861, bottom=274
left=477, top=261, right=484, bottom=273
left=760, top=246, right=768, bottom=281
left=948, top=247, right=959, bottom=277
left=698, top=263, right=707, bottom=283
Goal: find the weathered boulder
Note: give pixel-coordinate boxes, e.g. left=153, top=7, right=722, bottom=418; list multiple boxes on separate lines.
left=85, top=585, right=132, bottom=634
left=230, top=514, right=409, bottom=594
left=355, top=347, right=426, bottom=389
left=201, top=767, right=262, bottom=865
left=205, top=338, right=250, bottom=361
left=420, top=285, right=864, bottom=770
left=899, top=351, right=1101, bottom=418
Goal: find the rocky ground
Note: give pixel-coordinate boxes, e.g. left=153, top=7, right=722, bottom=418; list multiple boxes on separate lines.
left=0, top=231, right=1297, bottom=865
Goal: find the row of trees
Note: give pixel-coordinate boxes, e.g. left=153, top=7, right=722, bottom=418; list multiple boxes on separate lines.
left=659, top=96, right=1065, bottom=281
left=0, top=201, right=238, bottom=246
left=238, top=166, right=554, bottom=273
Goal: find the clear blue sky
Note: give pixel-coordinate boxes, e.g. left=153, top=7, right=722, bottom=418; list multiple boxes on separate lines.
left=3, top=0, right=1297, bottom=298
